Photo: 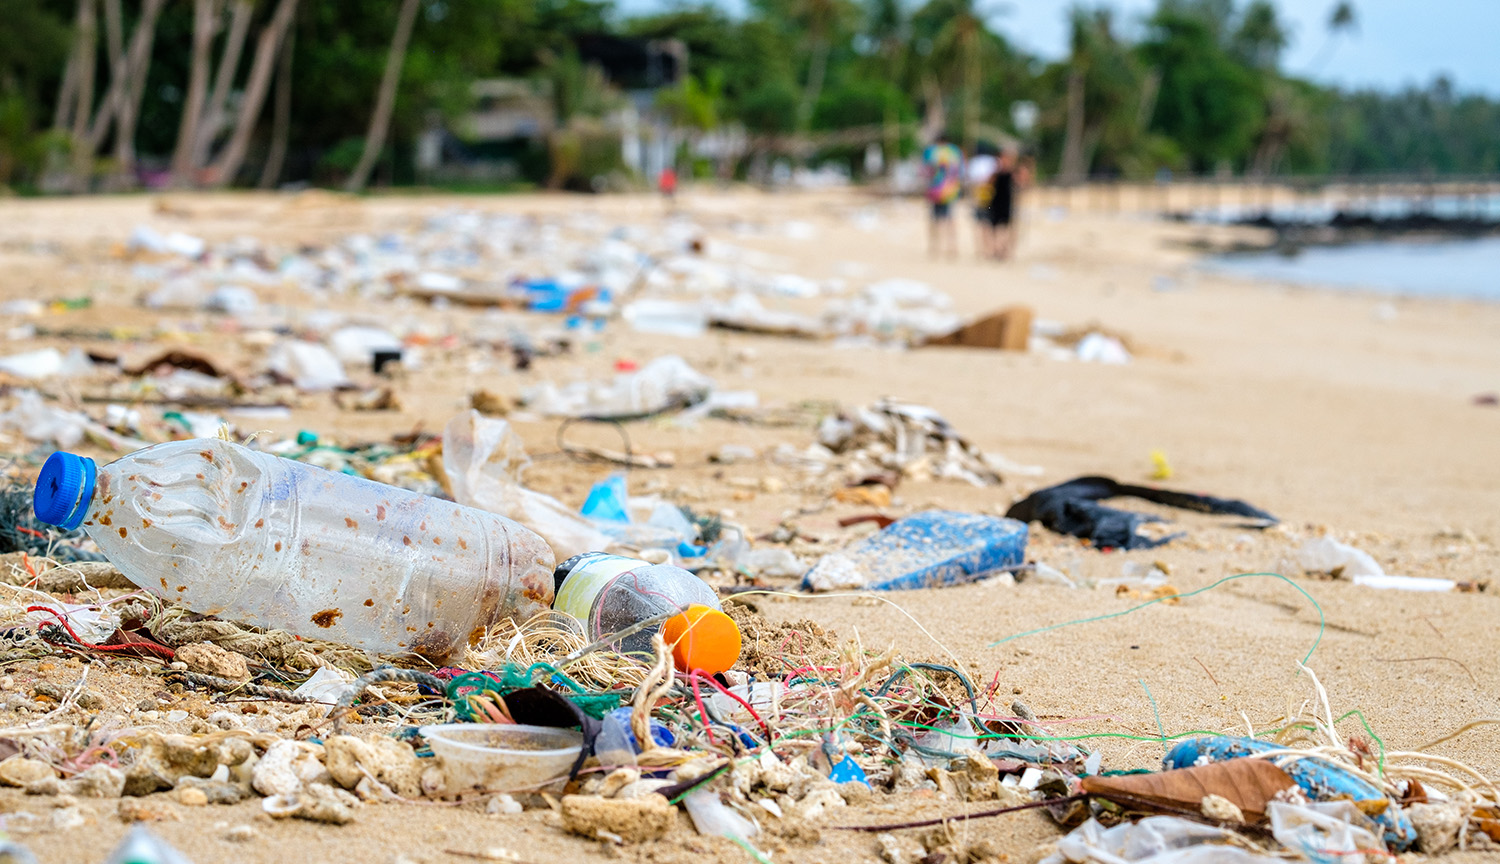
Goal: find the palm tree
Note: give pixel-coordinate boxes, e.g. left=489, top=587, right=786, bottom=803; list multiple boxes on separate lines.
left=923, top=0, right=987, bottom=152
left=792, top=0, right=849, bottom=133
left=346, top=0, right=421, bottom=193
left=1308, top=1, right=1357, bottom=73
left=865, top=0, right=908, bottom=169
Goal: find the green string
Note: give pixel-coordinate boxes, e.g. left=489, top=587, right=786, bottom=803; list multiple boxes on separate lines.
left=1140, top=679, right=1167, bottom=755
left=988, top=572, right=1325, bottom=668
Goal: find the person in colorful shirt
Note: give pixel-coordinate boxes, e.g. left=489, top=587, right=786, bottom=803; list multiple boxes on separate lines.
left=923, top=134, right=963, bottom=258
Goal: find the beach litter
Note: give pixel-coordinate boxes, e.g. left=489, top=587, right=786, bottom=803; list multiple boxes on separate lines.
left=1007, top=476, right=1278, bottom=549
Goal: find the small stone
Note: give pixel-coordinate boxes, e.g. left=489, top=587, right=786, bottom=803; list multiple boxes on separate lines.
left=836, top=781, right=873, bottom=806
left=1410, top=800, right=1466, bottom=854
left=560, top=793, right=674, bottom=843
left=117, top=797, right=179, bottom=823
left=65, top=764, right=125, bottom=798
left=0, top=758, right=55, bottom=788
left=177, top=787, right=208, bottom=806
left=1200, top=794, right=1244, bottom=823
left=174, top=643, right=250, bottom=681
left=224, top=824, right=256, bottom=843
left=486, top=794, right=523, bottom=815
left=165, top=710, right=188, bottom=723
left=76, top=690, right=105, bottom=711
left=50, top=805, right=85, bottom=831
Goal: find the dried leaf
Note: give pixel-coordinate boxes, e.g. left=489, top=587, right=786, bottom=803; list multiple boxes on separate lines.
left=1082, top=760, right=1296, bottom=824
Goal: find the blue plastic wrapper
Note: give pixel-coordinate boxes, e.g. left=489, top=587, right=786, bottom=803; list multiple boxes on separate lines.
left=801, top=510, right=1028, bottom=591
left=1165, top=736, right=1415, bottom=851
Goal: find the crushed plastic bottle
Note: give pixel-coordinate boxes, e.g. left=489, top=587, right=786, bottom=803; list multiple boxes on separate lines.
left=102, top=826, right=194, bottom=864
left=32, top=439, right=555, bottom=662
left=553, top=553, right=740, bottom=674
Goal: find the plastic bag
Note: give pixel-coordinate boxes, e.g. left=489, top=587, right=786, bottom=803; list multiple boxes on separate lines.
left=266, top=340, right=350, bottom=392
left=1268, top=801, right=1385, bottom=864
left=1298, top=537, right=1383, bottom=578
left=443, top=411, right=610, bottom=560
left=522, top=355, right=713, bottom=419
left=1043, top=816, right=1280, bottom=864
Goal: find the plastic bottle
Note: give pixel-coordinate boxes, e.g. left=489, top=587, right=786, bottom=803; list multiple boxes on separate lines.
left=32, top=440, right=555, bottom=662
left=553, top=553, right=740, bottom=674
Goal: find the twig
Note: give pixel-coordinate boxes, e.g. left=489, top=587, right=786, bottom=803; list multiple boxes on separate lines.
left=1415, top=718, right=1500, bottom=752
left=836, top=793, right=1088, bottom=832
left=1376, top=656, right=1479, bottom=687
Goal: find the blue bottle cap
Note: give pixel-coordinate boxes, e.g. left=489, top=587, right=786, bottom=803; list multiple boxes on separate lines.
left=33, top=452, right=97, bottom=531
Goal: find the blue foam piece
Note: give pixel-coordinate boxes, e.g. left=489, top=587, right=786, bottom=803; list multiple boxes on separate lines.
left=802, top=510, right=1028, bottom=591
left=1165, top=736, right=1414, bottom=851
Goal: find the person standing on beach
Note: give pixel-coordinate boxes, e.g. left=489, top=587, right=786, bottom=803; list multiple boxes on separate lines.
left=987, top=150, right=1032, bottom=261
left=923, top=135, right=963, bottom=258
left=967, top=147, right=999, bottom=258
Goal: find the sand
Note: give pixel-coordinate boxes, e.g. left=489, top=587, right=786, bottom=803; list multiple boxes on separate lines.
left=0, top=187, right=1497, bottom=863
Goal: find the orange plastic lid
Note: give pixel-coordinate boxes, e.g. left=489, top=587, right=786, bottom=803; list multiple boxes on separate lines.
left=661, top=605, right=742, bottom=675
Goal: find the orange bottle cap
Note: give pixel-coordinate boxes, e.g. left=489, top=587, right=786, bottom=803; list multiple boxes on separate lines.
left=661, top=604, right=742, bottom=675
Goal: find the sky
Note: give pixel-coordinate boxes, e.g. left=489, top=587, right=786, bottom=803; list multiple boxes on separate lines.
left=614, top=0, right=1500, bottom=96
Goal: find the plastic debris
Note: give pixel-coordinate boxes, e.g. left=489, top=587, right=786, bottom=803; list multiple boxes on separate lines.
left=1007, top=476, right=1277, bottom=549
left=522, top=355, right=714, bottom=420
left=803, top=511, right=1027, bottom=591
left=443, top=411, right=613, bottom=559
left=33, top=440, right=555, bottom=662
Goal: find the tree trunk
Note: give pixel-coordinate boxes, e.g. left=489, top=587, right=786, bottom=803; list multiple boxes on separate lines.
left=81, top=0, right=167, bottom=166
left=205, top=0, right=298, bottom=189
left=52, top=54, right=79, bottom=135
left=115, top=0, right=167, bottom=183
left=794, top=30, right=829, bottom=135
left=962, top=27, right=980, bottom=155
left=68, top=0, right=98, bottom=193
left=1059, top=66, right=1086, bottom=185
left=344, top=0, right=419, bottom=193
left=257, top=27, right=293, bottom=189
left=171, top=0, right=220, bottom=186
left=194, top=0, right=254, bottom=171
left=1135, top=68, right=1161, bottom=132
left=920, top=73, right=945, bottom=143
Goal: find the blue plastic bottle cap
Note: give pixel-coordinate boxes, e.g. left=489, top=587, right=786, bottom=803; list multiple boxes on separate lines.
left=33, top=451, right=98, bottom=531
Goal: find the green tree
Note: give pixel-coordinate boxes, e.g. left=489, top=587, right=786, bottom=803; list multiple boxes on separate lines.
left=1139, top=6, right=1262, bottom=171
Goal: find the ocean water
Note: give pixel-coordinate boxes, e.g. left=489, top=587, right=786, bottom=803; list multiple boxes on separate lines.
left=1204, top=236, right=1500, bottom=301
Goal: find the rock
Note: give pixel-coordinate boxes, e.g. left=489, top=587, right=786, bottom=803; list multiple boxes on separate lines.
left=560, top=793, right=674, bottom=843
left=122, top=733, right=244, bottom=796
left=323, top=735, right=423, bottom=799
left=1200, top=793, right=1244, bottom=824
left=487, top=794, right=523, bottom=815
left=50, top=805, right=85, bottom=831
left=598, top=768, right=640, bottom=799
left=175, top=776, right=245, bottom=805
left=117, top=797, right=179, bottom=823
left=787, top=786, right=844, bottom=822
left=0, top=759, right=54, bottom=788
left=65, top=765, right=125, bottom=798
left=224, top=824, right=256, bottom=843
left=21, top=778, right=61, bottom=797
left=76, top=690, right=106, bottom=711
left=614, top=779, right=673, bottom=800
left=1410, top=800, right=1466, bottom=854
left=877, top=832, right=919, bottom=864
left=836, top=781, right=873, bottom=806
left=176, top=787, right=208, bottom=807
left=174, top=643, right=251, bottom=681
left=252, top=740, right=329, bottom=798
left=262, top=783, right=358, bottom=825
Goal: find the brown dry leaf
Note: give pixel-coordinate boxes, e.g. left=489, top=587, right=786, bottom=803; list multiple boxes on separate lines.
left=1082, top=759, right=1295, bottom=824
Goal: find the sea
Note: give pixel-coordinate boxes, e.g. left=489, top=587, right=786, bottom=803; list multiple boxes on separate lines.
left=1204, top=236, right=1500, bottom=301
left=1190, top=192, right=1500, bottom=301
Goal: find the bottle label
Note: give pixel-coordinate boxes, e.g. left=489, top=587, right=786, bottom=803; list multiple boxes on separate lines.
left=553, top=553, right=643, bottom=623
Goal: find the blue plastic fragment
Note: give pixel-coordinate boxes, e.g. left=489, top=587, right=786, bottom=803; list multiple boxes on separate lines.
left=801, top=510, right=1028, bottom=591
left=581, top=475, right=630, bottom=523
left=828, top=756, right=870, bottom=787
left=1165, top=736, right=1415, bottom=851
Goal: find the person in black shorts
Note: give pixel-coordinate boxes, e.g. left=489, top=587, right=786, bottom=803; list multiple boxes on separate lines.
left=986, top=150, right=1016, bottom=260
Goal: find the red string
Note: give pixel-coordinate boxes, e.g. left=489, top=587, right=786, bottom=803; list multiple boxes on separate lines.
left=692, top=670, right=773, bottom=745
left=687, top=671, right=717, bottom=747
left=26, top=606, right=176, bottom=660
left=16, top=527, right=47, bottom=539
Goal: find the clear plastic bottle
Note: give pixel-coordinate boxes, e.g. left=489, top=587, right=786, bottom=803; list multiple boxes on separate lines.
left=32, top=439, right=555, bottom=662
left=553, top=552, right=740, bottom=674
